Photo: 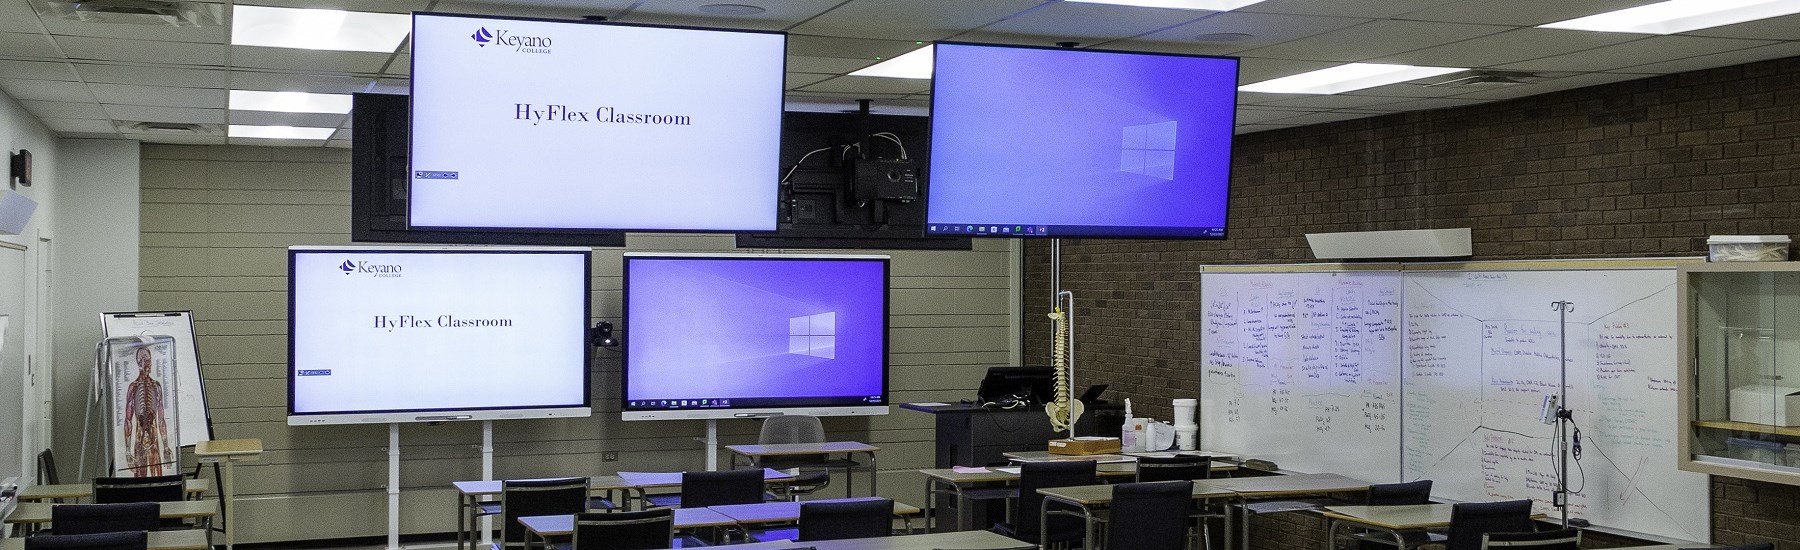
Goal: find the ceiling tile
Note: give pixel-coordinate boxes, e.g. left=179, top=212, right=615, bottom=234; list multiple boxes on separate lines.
left=1259, top=94, right=1413, bottom=109
left=139, top=134, right=228, bottom=145
left=969, top=2, right=1213, bottom=42
left=1235, top=19, right=1513, bottom=62
left=789, top=55, right=883, bottom=74
left=618, top=0, right=845, bottom=30
left=1680, top=12, right=1800, bottom=40
left=1235, top=108, right=1311, bottom=124
left=21, top=100, right=108, bottom=119
left=1110, top=12, right=1372, bottom=55
left=37, top=11, right=228, bottom=44
left=385, top=54, right=410, bottom=76
left=1352, top=96, right=1493, bottom=111
left=1236, top=90, right=1313, bottom=106
left=1236, top=57, right=1341, bottom=83
left=1610, top=41, right=1800, bottom=74
left=0, top=1, right=43, bottom=33
left=1402, top=0, right=1649, bottom=26
left=227, top=137, right=328, bottom=146
left=227, top=111, right=350, bottom=128
left=56, top=36, right=227, bottom=65
left=798, top=75, right=933, bottom=95
left=41, top=117, right=119, bottom=134
left=0, top=32, right=64, bottom=59
left=228, top=71, right=384, bottom=94
left=431, top=0, right=637, bottom=19
left=331, top=128, right=353, bottom=140
left=0, top=60, right=80, bottom=81
left=788, top=35, right=926, bottom=62
left=0, top=78, right=94, bottom=102
left=1237, top=123, right=1295, bottom=134
left=326, top=139, right=352, bottom=148
left=1239, top=0, right=1465, bottom=18
left=1265, top=110, right=1387, bottom=126
left=1370, top=28, right=1644, bottom=68
left=102, top=104, right=227, bottom=124
left=786, top=73, right=835, bottom=89
left=238, top=0, right=430, bottom=13
left=89, top=83, right=226, bottom=108
left=229, top=46, right=391, bottom=74
left=75, top=63, right=229, bottom=88
left=1495, top=35, right=1776, bottom=72
left=789, top=0, right=1047, bottom=41
left=1445, top=72, right=1651, bottom=101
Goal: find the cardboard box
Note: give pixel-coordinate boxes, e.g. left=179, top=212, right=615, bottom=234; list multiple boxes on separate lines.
left=1048, top=437, right=1121, bottom=456
left=1729, top=384, right=1800, bottom=427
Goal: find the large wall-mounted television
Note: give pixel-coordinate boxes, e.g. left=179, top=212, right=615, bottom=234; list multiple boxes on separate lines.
left=622, top=253, right=889, bottom=420
left=287, top=246, right=592, bottom=424
left=408, top=12, right=786, bottom=233
left=924, top=42, right=1239, bottom=239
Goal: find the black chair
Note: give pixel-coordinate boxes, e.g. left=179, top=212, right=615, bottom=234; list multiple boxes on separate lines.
left=1444, top=500, right=1535, bottom=550
left=38, top=449, right=59, bottom=486
left=91, top=476, right=184, bottom=504
left=23, top=531, right=148, bottom=550
left=1366, top=480, right=1432, bottom=505
left=757, top=415, right=857, bottom=498
left=496, top=478, right=590, bottom=550
left=568, top=509, right=673, bottom=550
left=799, top=498, right=894, bottom=541
left=991, top=460, right=1096, bottom=548
left=1481, top=528, right=1580, bottom=550
left=1104, top=481, right=1193, bottom=550
left=678, top=469, right=767, bottom=508
left=1135, top=455, right=1214, bottom=482
left=51, top=503, right=160, bottom=535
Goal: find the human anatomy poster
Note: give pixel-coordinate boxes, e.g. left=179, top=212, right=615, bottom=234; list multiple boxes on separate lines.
left=107, top=338, right=180, bottom=477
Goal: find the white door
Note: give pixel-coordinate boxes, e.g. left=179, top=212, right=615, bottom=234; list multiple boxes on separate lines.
left=24, top=236, right=53, bottom=480
left=0, top=242, right=28, bottom=483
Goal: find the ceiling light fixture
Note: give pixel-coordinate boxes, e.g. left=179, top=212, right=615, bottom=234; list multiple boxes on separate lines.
left=1540, top=0, right=1800, bottom=34
left=1064, top=0, right=1270, bottom=11
left=229, top=90, right=353, bottom=114
left=227, top=125, right=335, bottom=140
left=848, top=46, right=934, bottom=79
left=1240, top=63, right=1468, bottom=94
left=230, top=5, right=410, bottom=52
left=698, top=4, right=767, bottom=15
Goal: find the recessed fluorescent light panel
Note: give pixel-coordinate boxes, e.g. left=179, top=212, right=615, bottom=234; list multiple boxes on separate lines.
left=231, top=5, right=411, bottom=52
left=1240, top=63, right=1467, bottom=94
left=1540, top=0, right=1800, bottom=34
left=228, top=125, right=336, bottom=140
left=229, top=90, right=353, bottom=114
left=848, top=46, right=934, bottom=79
left=1065, top=0, right=1270, bottom=10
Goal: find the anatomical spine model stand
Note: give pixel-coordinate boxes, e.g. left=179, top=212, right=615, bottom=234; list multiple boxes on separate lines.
left=1045, top=241, right=1083, bottom=436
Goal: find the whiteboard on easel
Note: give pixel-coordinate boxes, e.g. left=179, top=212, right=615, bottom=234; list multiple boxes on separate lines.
left=101, top=311, right=212, bottom=447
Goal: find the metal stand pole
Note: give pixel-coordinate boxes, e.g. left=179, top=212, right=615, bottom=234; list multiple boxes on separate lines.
left=1551, top=300, right=1574, bottom=528
left=388, top=423, right=402, bottom=550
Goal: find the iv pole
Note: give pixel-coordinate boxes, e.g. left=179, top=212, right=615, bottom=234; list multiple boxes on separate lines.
left=1551, top=300, right=1574, bottom=528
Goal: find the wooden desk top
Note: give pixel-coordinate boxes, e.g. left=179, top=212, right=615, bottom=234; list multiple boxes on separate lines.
left=6, top=501, right=218, bottom=525
left=1200, top=473, right=1371, bottom=497
left=194, top=439, right=263, bottom=457
left=708, top=497, right=921, bottom=525
left=518, top=507, right=738, bottom=536
left=1039, top=481, right=1240, bottom=506
left=451, top=476, right=632, bottom=497
left=726, top=442, right=880, bottom=456
left=18, top=479, right=209, bottom=502
left=616, top=469, right=796, bottom=488
left=678, top=530, right=1032, bottom=550
left=0, top=529, right=208, bottom=550
left=1323, top=504, right=1549, bottom=531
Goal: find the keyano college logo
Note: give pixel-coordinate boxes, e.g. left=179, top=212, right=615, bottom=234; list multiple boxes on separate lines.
left=471, top=27, right=493, bottom=46
left=339, top=260, right=356, bottom=274
left=470, top=26, right=551, bottom=54
left=339, top=259, right=403, bottom=278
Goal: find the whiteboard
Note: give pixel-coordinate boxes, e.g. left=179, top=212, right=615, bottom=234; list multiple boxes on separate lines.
left=1199, top=265, right=1708, bottom=543
left=1401, top=269, right=1705, bottom=541
left=101, top=312, right=211, bottom=447
left=1200, top=271, right=1403, bottom=483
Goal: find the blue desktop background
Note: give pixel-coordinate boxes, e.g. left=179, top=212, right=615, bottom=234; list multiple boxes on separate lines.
left=926, top=43, right=1239, bottom=235
left=625, top=257, right=886, bottom=402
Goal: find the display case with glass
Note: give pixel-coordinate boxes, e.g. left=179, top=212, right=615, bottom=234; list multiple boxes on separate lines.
left=1679, top=262, right=1800, bottom=484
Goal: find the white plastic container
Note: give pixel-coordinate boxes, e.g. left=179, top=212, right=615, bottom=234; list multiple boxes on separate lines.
left=1708, top=235, right=1790, bottom=262
left=1172, top=398, right=1199, bottom=451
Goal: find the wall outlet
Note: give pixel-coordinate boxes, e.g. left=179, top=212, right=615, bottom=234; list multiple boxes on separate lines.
left=602, top=451, right=619, bottom=462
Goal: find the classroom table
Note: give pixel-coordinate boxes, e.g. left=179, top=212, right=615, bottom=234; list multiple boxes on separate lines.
left=3, top=500, right=217, bottom=544
left=1036, top=479, right=1239, bottom=550
left=517, top=507, right=737, bottom=548
left=451, top=469, right=795, bottom=550
left=708, top=496, right=923, bottom=535
left=726, top=442, right=880, bottom=498
left=195, top=437, right=262, bottom=550
left=683, top=530, right=1034, bottom=550
left=15, top=479, right=210, bottom=502
left=0, top=529, right=209, bottom=550
left=917, top=460, right=1229, bottom=533
left=1003, top=450, right=1242, bottom=464
left=1322, top=504, right=1551, bottom=550
left=1200, top=473, right=1372, bottom=550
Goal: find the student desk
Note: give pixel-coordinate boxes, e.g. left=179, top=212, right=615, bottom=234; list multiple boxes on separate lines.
left=0, top=529, right=209, bottom=550
left=451, top=470, right=795, bottom=550
left=919, top=459, right=1234, bottom=533
left=3, top=500, right=217, bottom=543
left=195, top=438, right=262, bottom=550
left=15, top=479, right=210, bottom=502
left=517, top=507, right=737, bottom=548
left=696, top=530, right=1033, bottom=550
left=1322, top=504, right=1550, bottom=550
left=1200, top=473, right=1372, bottom=550
left=708, top=497, right=923, bottom=535
left=1037, top=479, right=1240, bottom=549
left=725, top=442, right=880, bottom=498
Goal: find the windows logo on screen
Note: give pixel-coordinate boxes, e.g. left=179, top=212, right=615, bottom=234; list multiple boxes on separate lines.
left=1120, top=121, right=1177, bottom=180
left=788, top=312, right=836, bottom=359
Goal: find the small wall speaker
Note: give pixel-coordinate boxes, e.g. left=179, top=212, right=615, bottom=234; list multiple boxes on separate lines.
left=9, top=149, right=29, bottom=187
left=1305, top=228, right=1472, bottom=260
left=0, top=189, right=38, bottom=235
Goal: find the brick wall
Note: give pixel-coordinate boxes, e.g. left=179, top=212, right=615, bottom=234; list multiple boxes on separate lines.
left=1023, top=55, right=1800, bottom=547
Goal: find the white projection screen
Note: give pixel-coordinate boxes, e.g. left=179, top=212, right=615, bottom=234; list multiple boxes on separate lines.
left=286, top=246, right=592, bottom=425
left=407, top=12, right=786, bottom=232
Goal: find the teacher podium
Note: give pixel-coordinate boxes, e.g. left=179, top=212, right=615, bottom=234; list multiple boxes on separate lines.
left=899, top=403, right=1098, bottom=468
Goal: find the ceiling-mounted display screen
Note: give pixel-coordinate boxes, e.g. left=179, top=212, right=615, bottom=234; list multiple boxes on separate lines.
left=925, top=42, right=1239, bottom=239
left=408, top=12, right=786, bottom=232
